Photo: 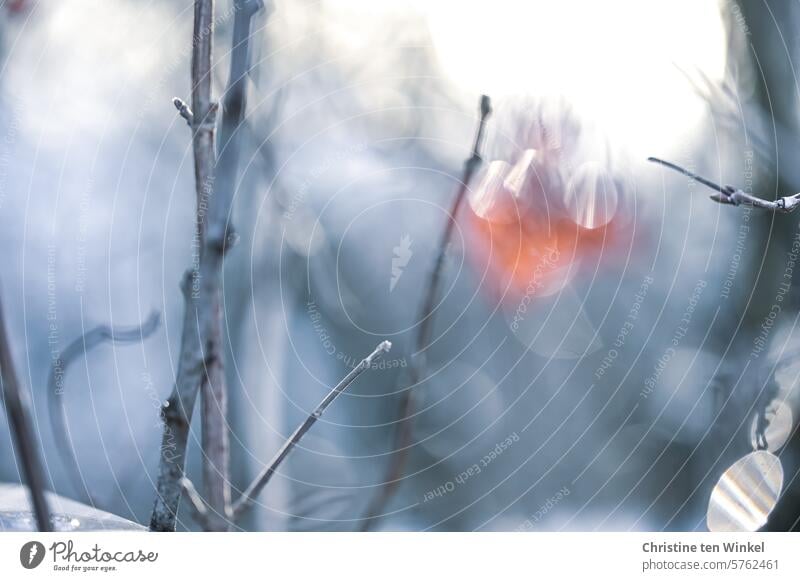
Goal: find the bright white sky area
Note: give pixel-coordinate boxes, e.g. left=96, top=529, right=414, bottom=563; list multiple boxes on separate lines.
left=325, top=0, right=728, bottom=157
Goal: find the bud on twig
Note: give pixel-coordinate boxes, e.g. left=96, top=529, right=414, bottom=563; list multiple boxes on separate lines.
left=648, top=156, right=800, bottom=213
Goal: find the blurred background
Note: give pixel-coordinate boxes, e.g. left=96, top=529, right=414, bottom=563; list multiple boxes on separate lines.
left=1, top=0, right=799, bottom=531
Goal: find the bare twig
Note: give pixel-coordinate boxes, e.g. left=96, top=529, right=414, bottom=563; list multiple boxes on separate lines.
left=199, top=342, right=231, bottom=530
left=361, top=96, right=492, bottom=530
left=647, top=156, right=800, bottom=212
left=179, top=477, right=209, bottom=527
left=151, top=0, right=268, bottom=532
left=0, top=291, right=51, bottom=531
left=47, top=312, right=160, bottom=505
left=150, top=0, right=221, bottom=532
left=198, top=0, right=266, bottom=532
left=231, top=341, right=392, bottom=519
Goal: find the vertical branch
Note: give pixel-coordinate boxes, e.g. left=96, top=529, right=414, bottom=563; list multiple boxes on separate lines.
left=200, top=338, right=230, bottom=531
left=150, top=0, right=220, bottom=532
left=414, top=96, right=491, bottom=372
left=0, top=291, right=51, bottom=531
left=150, top=0, right=266, bottom=532
left=199, top=0, right=266, bottom=532
left=361, top=96, right=492, bottom=530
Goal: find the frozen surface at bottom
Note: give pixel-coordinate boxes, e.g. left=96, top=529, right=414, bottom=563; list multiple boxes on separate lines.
left=0, top=483, right=145, bottom=531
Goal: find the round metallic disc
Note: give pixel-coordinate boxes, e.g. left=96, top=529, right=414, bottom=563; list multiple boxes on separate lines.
left=706, top=451, right=783, bottom=532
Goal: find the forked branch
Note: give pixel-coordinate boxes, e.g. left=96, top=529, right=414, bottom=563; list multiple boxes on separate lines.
left=648, top=157, right=800, bottom=212
left=150, top=0, right=220, bottom=532
left=197, top=0, right=267, bottom=532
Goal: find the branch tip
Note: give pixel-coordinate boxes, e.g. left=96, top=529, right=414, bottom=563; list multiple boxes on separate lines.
left=362, top=340, right=392, bottom=368
left=231, top=341, right=393, bottom=518
left=361, top=94, right=493, bottom=530
left=180, top=477, right=209, bottom=526
left=648, top=155, right=800, bottom=213
left=479, top=94, right=492, bottom=119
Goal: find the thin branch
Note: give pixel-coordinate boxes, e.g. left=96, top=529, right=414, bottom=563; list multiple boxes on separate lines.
left=198, top=0, right=266, bottom=532
left=180, top=477, right=209, bottom=528
left=231, top=341, right=392, bottom=519
left=199, top=319, right=230, bottom=531
left=47, top=312, right=160, bottom=505
left=647, top=157, right=800, bottom=212
left=647, top=156, right=730, bottom=196
left=151, top=0, right=269, bottom=531
left=0, top=290, right=51, bottom=531
left=361, top=96, right=492, bottom=530
left=150, top=0, right=221, bottom=532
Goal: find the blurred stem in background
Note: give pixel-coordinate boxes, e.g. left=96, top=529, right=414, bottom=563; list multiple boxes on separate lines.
left=732, top=0, right=800, bottom=531
left=47, top=311, right=160, bottom=508
left=0, top=291, right=51, bottom=531
left=360, top=95, right=492, bottom=530
left=682, top=0, right=800, bottom=531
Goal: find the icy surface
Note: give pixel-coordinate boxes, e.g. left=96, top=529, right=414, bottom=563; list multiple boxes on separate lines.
left=0, top=484, right=144, bottom=531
